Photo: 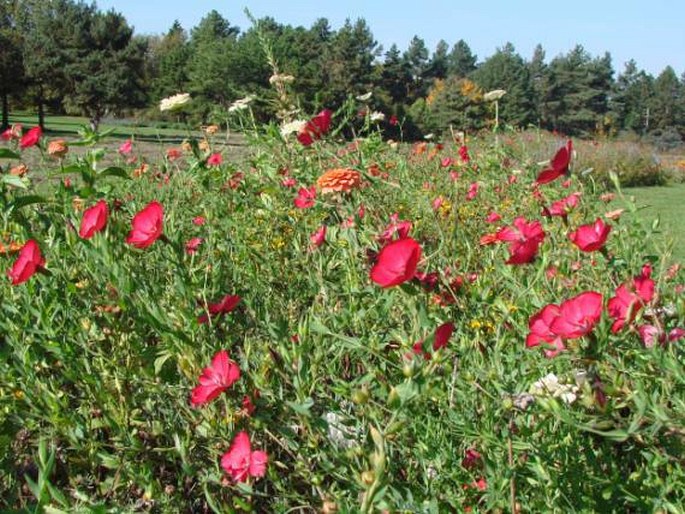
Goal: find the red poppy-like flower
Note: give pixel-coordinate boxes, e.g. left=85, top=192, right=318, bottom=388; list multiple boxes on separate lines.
left=166, top=148, right=182, bottom=161
left=441, top=157, right=454, bottom=168
left=198, top=294, right=241, bottom=324
left=281, top=177, right=297, bottom=188
left=549, top=291, right=603, bottom=339
left=569, top=218, right=611, bottom=252
left=310, top=225, right=327, bottom=249
left=221, top=431, right=268, bottom=483
left=607, top=265, right=655, bottom=332
left=466, top=182, right=479, bottom=201
left=294, top=186, right=316, bottom=209
left=432, top=321, right=454, bottom=351
left=126, top=201, right=163, bottom=249
left=370, top=237, right=422, bottom=288
left=495, top=217, right=545, bottom=265
left=378, top=213, right=412, bottom=243
left=8, top=240, right=45, bottom=285
left=542, top=192, right=581, bottom=218
left=1, top=124, right=22, bottom=140
left=536, top=140, right=573, bottom=185
left=485, top=212, right=501, bottom=223
left=526, top=304, right=566, bottom=358
left=190, top=350, right=240, bottom=406
left=185, top=237, right=203, bottom=254
left=297, top=109, right=333, bottom=146
left=79, top=200, right=109, bottom=239
left=19, top=126, right=42, bottom=149
left=458, top=145, right=470, bottom=163
left=119, top=139, right=133, bottom=155
left=207, top=153, right=222, bottom=167
left=526, top=292, right=603, bottom=357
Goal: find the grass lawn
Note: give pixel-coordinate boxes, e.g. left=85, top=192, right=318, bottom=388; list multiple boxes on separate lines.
left=7, top=112, right=242, bottom=144
left=624, top=183, right=685, bottom=263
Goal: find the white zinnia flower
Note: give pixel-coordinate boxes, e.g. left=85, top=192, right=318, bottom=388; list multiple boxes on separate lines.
left=280, top=119, right=307, bottom=138
left=159, top=93, right=191, bottom=112
left=483, top=89, right=507, bottom=102
left=530, top=373, right=578, bottom=405
left=228, top=95, right=255, bottom=113
left=369, top=111, right=385, bottom=122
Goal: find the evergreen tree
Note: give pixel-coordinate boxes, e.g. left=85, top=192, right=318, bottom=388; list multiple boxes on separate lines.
left=426, top=40, right=449, bottom=80
left=379, top=44, right=412, bottom=105
left=150, top=21, right=190, bottom=100
left=447, top=39, right=477, bottom=77
left=0, top=0, right=24, bottom=128
left=471, top=42, right=535, bottom=127
left=527, top=44, right=547, bottom=124
left=649, top=66, right=683, bottom=132
left=402, top=35, right=429, bottom=102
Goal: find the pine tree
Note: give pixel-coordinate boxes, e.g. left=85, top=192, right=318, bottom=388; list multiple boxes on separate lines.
left=447, top=39, right=477, bottom=77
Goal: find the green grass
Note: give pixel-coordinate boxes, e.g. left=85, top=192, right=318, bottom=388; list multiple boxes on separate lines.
left=624, top=183, right=685, bottom=263
left=8, top=112, right=201, bottom=143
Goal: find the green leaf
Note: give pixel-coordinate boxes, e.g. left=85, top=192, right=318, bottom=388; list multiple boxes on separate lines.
left=1, top=174, right=28, bottom=189
left=10, top=195, right=48, bottom=211
left=0, top=148, right=20, bottom=159
left=99, top=166, right=129, bottom=179
left=286, top=398, right=314, bottom=417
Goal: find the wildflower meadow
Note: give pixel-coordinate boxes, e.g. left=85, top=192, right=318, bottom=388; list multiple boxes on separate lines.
left=1, top=88, right=684, bottom=513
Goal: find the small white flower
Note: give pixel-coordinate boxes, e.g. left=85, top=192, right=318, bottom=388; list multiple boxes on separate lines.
left=483, top=89, right=507, bottom=102
left=530, top=373, right=578, bottom=405
left=369, top=111, right=385, bottom=122
left=159, top=93, right=191, bottom=112
left=424, top=133, right=434, bottom=140
left=269, top=74, right=295, bottom=85
left=356, top=92, right=373, bottom=101
left=280, top=119, right=307, bottom=138
left=228, top=95, right=255, bottom=113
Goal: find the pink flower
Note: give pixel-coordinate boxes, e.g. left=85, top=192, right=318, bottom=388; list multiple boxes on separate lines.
left=294, top=186, right=316, bottom=209
left=526, top=304, right=565, bottom=357
left=485, top=212, right=501, bottom=223
left=198, top=294, right=241, bottom=324
left=185, top=237, right=203, bottom=254
left=389, top=115, right=399, bottom=126
left=79, top=200, right=109, bottom=239
left=496, top=217, right=545, bottom=265
left=569, top=218, right=611, bottom=252
left=1, top=124, right=21, bottom=140
left=19, top=126, right=42, bottom=149
left=458, top=145, right=470, bottom=163
left=126, top=201, right=164, bottom=249
left=192, top=216, right=206, bottom=226
left=370, top=237, right=422, bottom=288
left=378, top=213, right=412, bottom=243
left=441, top=157, right=454, bottom=168
left=8, top=240, right=45, bottom=285
left=542, top=192, right=581, bottom=218
left=462, top=448, right=482, bottom=470
left=466, top=182, right=479, bottom=201
left=207, top=153, right=222, bottom=167
left=432, top=321, right=454, bottom=351
left=310, top=225, right=327, bottom=248
left=190, top=350, right=240, bottom=406
left=297, top=109, right=332, bottom=146
left=221, top=431, right=268, bottom=483
left=536, top=140, right=573, bottom=185
left=432, top=196, right=444, bottom=211
left=119, top=139, right=133, bottom=155
left=281, top=177, right=297, bottom=188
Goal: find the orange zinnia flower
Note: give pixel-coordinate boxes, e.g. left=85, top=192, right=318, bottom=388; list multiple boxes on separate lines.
left=316, top=168, right=361, bottom=194
left=47, top=139, right=68, bottom=158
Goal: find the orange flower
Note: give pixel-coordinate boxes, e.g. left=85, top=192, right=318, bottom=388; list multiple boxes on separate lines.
left=0, top=240, right=23, bottom=255
left=9, top=163, right=28, bottom=177
left=204, top=124, right=220, bottom=135
left=47, top=139, right=68, bottom=158
left=316, top=168, right=361, bottom=194
left=133, top=163, right=149, bottom=178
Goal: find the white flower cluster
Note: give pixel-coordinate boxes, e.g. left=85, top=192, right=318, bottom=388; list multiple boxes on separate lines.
left=530, top=373, right=579, bottom=404
left=369, top=111, right=385, bottom=122
left=279, top=119, right=307, bottom=138
left=483, top=89, right=507, bottom=102
left=269, top=73, right=295, bottom=85
left=228, top=95, right=256, bottom=113
left=159, top=93, right=191, bottom=112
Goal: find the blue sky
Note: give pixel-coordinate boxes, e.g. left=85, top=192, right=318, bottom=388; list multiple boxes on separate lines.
left=96, top=0, right=684, bottom=77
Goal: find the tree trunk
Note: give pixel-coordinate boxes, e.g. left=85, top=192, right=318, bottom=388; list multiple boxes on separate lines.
left=38, top=100, right=45, bottom=131
left=1, top=93, right=8, bottom=131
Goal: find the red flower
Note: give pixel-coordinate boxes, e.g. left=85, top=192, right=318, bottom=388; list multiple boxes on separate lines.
left=466, top=182, right=479, bottom=201
left=458, top=145, right=470, bottom=163
left=190, top=350, right=240, bottom=406
left=8, top=240, right=45, bottom=285
left=527, top=292, right=603, bottom=357
left=370, top=237, right=422, bottom=288
left=389, top=115, right=399, bottom=126
left=166, top=148, right=182, bottom=161
left=607, top=265, right=654, bottom=332
left=192, top=216, right=206, bottom=226
left=496, top=217, right=545, bottom=265
left=526, top=304, right=565, bottom=357
left=310, top=225, right=327, bottom=249
left=569, top=218, right=611, bottom=252
left=550, top=291, right=603, bottom=339
left=542, top=192, right=581, bottom=218
left=221, top=431, right=268, bottom=483
left=297, top=109, right=332, bottom=146
left=198, top=294, right=241, bottom=324
left=19, top=126, right=42, bottom=149
left=441, top=157, right=454, bottom=168
left=536, top=140, right=572, bottom=185
left=185, top=237, right=203, bottom=254
left=462, top=448, right=482, bottom=470
left=485, top=212, right=501, bottom=223
left=1, top=124, right=21, bottom=140
left=378, top=213, right=412, bottom=243
left=207, top=153, right=222, bottom=167
left=126, top=201, right=164, bottom=249
left=119, top=139, right=133, bottom=155
left=79, top=200, right=108, bottom=239
left=294, top=186, right=316, bottom=209
left=281, top=177, right=297, bottom=188
left=432, top=321, right=454, bottom=351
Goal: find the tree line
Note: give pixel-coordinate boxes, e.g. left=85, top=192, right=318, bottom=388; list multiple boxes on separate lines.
left=1, top=0, right=684, bottom=142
